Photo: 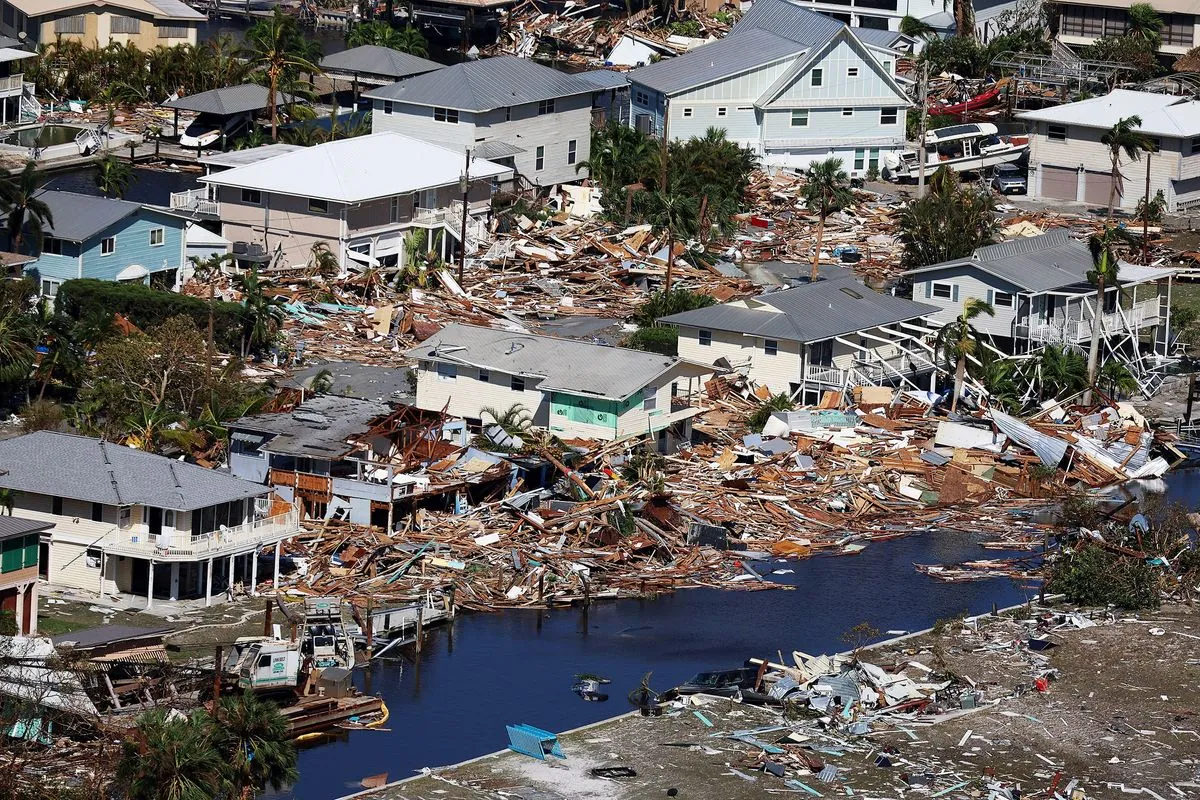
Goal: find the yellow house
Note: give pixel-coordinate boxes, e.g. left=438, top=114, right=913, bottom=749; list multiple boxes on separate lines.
left=0, top=0, right=203, bottom=48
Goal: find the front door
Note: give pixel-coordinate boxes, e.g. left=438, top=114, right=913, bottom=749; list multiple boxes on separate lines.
left=148, top=507, right=163, bottom=538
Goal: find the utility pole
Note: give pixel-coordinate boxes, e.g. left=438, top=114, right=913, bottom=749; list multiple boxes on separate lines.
left=1141, top=151, right=1152, bottom=264
left=458, top=148, right=470, bottom=285
left=207, top=279, right=215, bottom=385
left=212, top=645, right=223, bottom=718
left=917, top=61, right=929, bottom=199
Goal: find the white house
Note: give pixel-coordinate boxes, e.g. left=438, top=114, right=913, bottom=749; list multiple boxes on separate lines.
left=0, top=432, right=299, bottom=608
left=406, top=324, right=711, bottom=451
left=366, top=55, right=607, bottom=188
left=626, top=0, right=912, bottom=175
left=659, top=274, right=940, bottom=404
left=198, top=132, right=512, bottom=270
left=1019, top=90, right=1200, bottom=212
left=1056, top=0, right=1197, bottom=57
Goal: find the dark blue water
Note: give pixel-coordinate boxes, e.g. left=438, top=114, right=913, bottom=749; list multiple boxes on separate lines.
left=283, top=528, right=1038, bottom=799
left=45, top=166, right=201, bottom=205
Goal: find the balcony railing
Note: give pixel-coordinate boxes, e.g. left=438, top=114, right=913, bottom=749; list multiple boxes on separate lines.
left=1026, top=300, right=1160, bottom=344
left=103, top=510, right=300, bottom=560
left=0, top=73, right=24, bottom=94
left=170, top=187, right=218, bottom=216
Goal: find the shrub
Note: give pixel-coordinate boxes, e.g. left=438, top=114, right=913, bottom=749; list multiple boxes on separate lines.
left=623, top=326, right=678, bottom=356
left=19, top=399, right=65, bottom=432
left=747, top=393, right=795, bottom=431
left=56, top=279, right=250, bottom=353
left=1047, top=544, right=1160, bottom=610
left=632, top=289, right=715, bottom=326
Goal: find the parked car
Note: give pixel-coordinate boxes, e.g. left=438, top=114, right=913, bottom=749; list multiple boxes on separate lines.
left=179, top=113, right=252, bottom=149
left=991, top=164, right=1027, bottom=195
left=666, top=665, right=774, bottom=703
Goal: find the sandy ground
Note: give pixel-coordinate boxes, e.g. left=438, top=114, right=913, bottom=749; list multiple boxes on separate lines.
left=348, top=603, right=1200, bottom=800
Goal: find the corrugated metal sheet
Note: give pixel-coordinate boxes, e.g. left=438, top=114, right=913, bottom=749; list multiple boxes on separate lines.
left=731, top=0, right=845, bottom=47
left=628, top=29, right=804, bottom=95
left=989, top=410, right=1069, bottom=468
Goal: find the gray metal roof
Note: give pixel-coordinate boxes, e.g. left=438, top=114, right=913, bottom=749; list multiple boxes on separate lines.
left=320, top=45, right=443, bottom=80
left=146, top=0, right=206, bottom=18
left=51, top=625, right=173, bottom=649
left=27, top=191, right=141, bottom=242
left=406, top=323, right=686, bottom=401
left=200, top=143, right=303, bottom=169
left=0, top=432, right=269, bottom=511
left=285, top=362, right=414, bottom=403
left=364, top=55, right=601, bottom=111
left=850, top=27, right=911, bottom=50
left=473, top=139, right=525, bottom=159
left=730, top=0, right=845, bottom=46
left=0, top=515, right=51, bottom=540
left=162, top=84, right=288, bottom=116
left=660, top=276, right=938, bottom=342
left=905, top=231, right=1094, bottom=293
left=629, top=28, right=804, bottom=95
left=231, top=395, right=391, bottom=458
left=575, top=69, right=630, bottom=90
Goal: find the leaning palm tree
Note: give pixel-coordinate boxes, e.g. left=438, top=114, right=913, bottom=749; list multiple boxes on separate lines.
left=238, top=266, right=287, bottom=356
left=1082, top=227, right=1124, bottom=405
left=899, top=14, right=935, bottom=39
left=116, top=708, right=227, bottom=800
left=481, top=403, right=533, bottom=438
left=0, top=162, right=53, bottom=254
left=210, top=691, right=298, bottom=800
left=1036, top=345, right=1088, bottom=401
left=243, top=10, right=321, bottom=141
left=0, top=307, right=36, bottom=386
left=934, top=297, right=995, bottom=412
left=1126, top=3, right=1163, bottom=47
left=1101, top=115, right=1152, bottom=219
left=94, top=155, right=135, bottom=198
left=802, top=158, right=854, bottom=283
left=642, top=190, right=697, bottom=292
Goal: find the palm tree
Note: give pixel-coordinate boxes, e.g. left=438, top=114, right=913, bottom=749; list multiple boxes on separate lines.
left=211, top=691, right=298, bottom=800
left=575, top=121, right=658, bottom=190
left=94, top=155, right=135, bottom=198
left=1036, top=345, right=1088, bottom=401
left=116, top=709, right=227, bottom=800
left=1100, top=360, right=1138, bottom=399
left=189, top=252, right=234, bottom=283
left=934, top=297, right=995, bottom=412
left=899, top=14, right=935, bottom=38
left=1127, top=3, right=1163, bottom=47
left=1101, top=115, right=1151, bottom=219
left=1082, top=227, right=1124, bottom=405
left=347, top=20, right=429, bottom=56
left=309, top=368, right=334, bottom=394
left=0, top=488, right=14, bottom=515
left=238, top=266, right=286, bottom=356
left=802, top=158, right=854, bottom=283
left=393, top=25, right=428, bottom=58
left=0, top=162, right=53, bottom=254
left=0, top=307, right=35, bottom=386
left=308, top=242, right=339, bottom=278
left=642, top=190, right=697, bottom=292
left=943, top=0, right=974, bottom=39
left=481, top=403, right=533, bottom=440
left=243, top=10, right=321, bottom=142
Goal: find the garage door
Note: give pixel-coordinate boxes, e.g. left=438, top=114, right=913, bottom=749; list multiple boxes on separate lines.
left=1084, top=170, right=1117, bottom=207
left=1040, top=166, right=1078, bottom=201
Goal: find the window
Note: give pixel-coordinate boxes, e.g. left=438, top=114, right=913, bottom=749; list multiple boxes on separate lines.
left=54, top=14, right=84, bottom=33
left=41, top=235, right=63, bottom=255
left=164, top=509, right=175, bottom=528
left=791, top=109, right=809, bottom=128
left=880, top=107, right=898, bottom=125
left=1048, top=124, right=1067, bottom=141
left=100, top=236, right=115, bottom=255
left=993, top=291, right=1015, bottom=308
left=52, top=497, right=62, bottom=516
left=511, top=375, right=526, bottom=391
left=158, top=24, right=189, bottom=38
left=671, top=382, right=679, bottom=398
left=698, top=329, right=712, bottom=346
left=842, top=107, right=853, bottom=117
left=537, top=99, right=555, bottom=115
left=504, top=107, right=511, bottom=122
left=535, top=145, right=545, bottom=171
left=567, top=139, right=577, bottom=166
left=642, top=386, right=657, bottom=411
left=149, top=227, right=164, bottom=246
left=717, top=107, right=727, bottom=117
left=478, top=369, right=490, bottom=383
left=389, top=196, right=400, bottom=223
left=932, top=282, right=953, bottom=300
left=41, top=278, right=60, bottom=298
left=847, top=66, right=859, bottom=77
left=682, top=107, right=693, bottom=118
left=1164, top=13, right=1194, bottom=47
left=811, top=68, right=823, bottom=86
left=868, top=148, right=880, bottom=172
left=854, top=148, right=865, bottom=171
left=764, top=339, right=778, bottom=356
left=118, top=506, right=132, bottom=530
left=433, top=107, right=459, bottom=124
left=382, top=100, right=393, bottom=115
left=1190, top=137, right=1200, bottom=156
left=308, top=198, right=329, bottom=214
left=241, top=188, right=262, bottom=204
left=111, top=14, right=140, bottom=33
left=435, top=362, right=457, bottom=381
left=883, top=60, right=892, bottom=73
left=91, top=502, right=104, bottom=522
left=634, top=89, right=650, bottom=106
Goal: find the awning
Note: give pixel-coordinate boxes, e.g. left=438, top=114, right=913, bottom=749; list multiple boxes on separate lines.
left=231, top=431, right=268, bottom=445
left=116, top=264, right=149, bottom=281
left=473, top=140, right=525, bottom=160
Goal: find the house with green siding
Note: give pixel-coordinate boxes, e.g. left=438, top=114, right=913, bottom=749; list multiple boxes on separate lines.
left=4, top=191, right=189, bottom=297
left=0, top=516, right=49, bottom=636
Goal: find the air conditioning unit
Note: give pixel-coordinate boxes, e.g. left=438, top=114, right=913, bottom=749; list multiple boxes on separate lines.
left=635, top=114, right=653, bottom=135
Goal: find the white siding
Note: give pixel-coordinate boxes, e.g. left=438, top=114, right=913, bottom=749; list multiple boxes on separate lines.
left=476, top=94, right=593, bottom=186
left=914, top=266, right=1024, bottom=337
left=371, top=101, right=478, bottom=152
left=768, top=37, right=901, bottom=108
left=414, top=364, right=549, bottom=426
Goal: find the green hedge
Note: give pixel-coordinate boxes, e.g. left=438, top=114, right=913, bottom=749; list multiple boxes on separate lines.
left=56, top=279, right=250, bottom=352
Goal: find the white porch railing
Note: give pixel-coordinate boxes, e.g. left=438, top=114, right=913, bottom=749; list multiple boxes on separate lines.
left=0, top=74, right=24, bottom=94
left=805, top=365, right=847, bottom=385
left=103, top=510, right=299, bottom=561
left=170, top=187, right=218, bottom=216
left=1027, top=302, right=1158, bottom=344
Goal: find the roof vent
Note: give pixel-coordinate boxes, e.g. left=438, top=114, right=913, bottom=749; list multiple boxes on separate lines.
left=506, top=341, right=525, bottom=355
left=839, top=286, right=863, bottom=300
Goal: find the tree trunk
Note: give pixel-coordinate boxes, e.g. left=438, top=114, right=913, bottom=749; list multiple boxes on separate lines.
left=1083, top=275, right=1105, bottom=406
left=1107, top=153, right=1118, bottom=220
left=951, top=354, right=966, bottom=412
left=269, top=68, right=279, bottom=142
left=810, top=214, right=825, bottom=283
left=664, top=226, right=675, bottom=292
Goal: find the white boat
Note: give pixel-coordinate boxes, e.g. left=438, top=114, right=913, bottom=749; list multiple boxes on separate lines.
left=882, top=123, right=1028, bottom=182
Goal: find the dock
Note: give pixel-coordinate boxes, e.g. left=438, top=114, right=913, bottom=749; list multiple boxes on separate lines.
left=282, top=693, right=383, bottom=738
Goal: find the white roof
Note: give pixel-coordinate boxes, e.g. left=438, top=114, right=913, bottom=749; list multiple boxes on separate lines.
left=1116, top=261, right=1177, bottom=284
left=0, top=47, right=34, bottom=64
left=1019, top=90, right=1200, bottom=137
left=185, top=222, right=231, bottom=247
left=200, top=132, right=513, bottom=203
left=0, top=637, right=98, bottom=718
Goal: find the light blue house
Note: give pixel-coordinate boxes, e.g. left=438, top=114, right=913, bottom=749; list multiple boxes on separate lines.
left=626, top=0, right=912, bottom=175
left=6, top=192, right=189, bottom=298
